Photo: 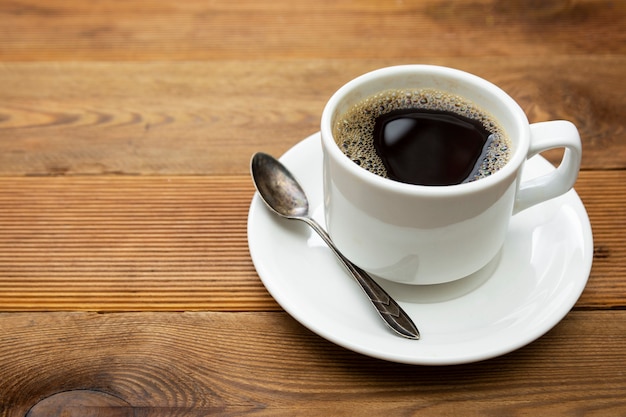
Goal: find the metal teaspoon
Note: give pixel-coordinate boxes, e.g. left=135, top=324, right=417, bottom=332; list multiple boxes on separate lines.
left=250, top=152, right=420, bottom=340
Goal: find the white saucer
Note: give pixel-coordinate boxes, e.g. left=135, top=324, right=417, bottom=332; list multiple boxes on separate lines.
left=247, top=133, right=593, bottom=365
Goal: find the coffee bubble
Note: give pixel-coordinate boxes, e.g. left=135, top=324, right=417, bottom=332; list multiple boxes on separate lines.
left=334, top=88, right=511, bottom=184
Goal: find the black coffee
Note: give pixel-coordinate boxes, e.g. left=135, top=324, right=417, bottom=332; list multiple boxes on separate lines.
left=373, top=108, right=495, bottom=185
left=334, top=89, right=511, bottom=186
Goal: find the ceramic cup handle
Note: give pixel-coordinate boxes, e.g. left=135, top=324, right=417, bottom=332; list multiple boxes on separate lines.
left=514, top=120, right=582, bottom=214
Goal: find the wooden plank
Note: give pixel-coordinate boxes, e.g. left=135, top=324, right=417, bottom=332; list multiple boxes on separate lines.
left=0, top=57, right=624, bottom=176
left=0, top=176, right=275, bottom=311
left=0, top=170, right=623, bottom=312
left=1, top=310, right=625, bottom=415
left=0, top=0, right=624, bottom=61
left=576, top=170, right=626, bottom=308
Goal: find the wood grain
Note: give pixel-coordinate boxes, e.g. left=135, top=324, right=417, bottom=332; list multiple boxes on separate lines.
left=26, top=391, right=132, bottom=417
left=0, top=0, right=624, bottom=414
left=0, top=170, right=623, bottom=312
left=0, top=0, right=624, bottom=61
left=1, top=56, right=625, bottom=176
left=1, top=311, right=625, bottom=416
left=0, top=175, right=275, bottom=311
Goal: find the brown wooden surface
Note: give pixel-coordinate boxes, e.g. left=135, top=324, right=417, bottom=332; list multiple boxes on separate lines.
left=1, top=0, right=625, bottom=415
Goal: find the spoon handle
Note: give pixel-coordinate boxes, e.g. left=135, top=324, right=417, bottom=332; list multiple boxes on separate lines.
left=302, top=217, right=420, bottom=340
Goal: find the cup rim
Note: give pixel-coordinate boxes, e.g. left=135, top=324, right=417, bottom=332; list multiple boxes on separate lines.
left=320, top=65, right=529, bottom=197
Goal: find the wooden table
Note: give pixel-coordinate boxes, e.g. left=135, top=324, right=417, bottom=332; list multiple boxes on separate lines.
left=1, top=1, right=624, bottom=415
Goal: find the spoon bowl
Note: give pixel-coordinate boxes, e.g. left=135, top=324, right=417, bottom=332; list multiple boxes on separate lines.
left=251, top=152, right=309, bottom=219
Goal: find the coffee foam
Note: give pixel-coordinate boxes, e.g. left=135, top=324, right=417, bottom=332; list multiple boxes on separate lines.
left=333, top=88, right=511, bottom=183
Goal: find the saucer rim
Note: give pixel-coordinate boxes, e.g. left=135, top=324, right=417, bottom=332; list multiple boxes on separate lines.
left=247, top=132, right=593, bottom=365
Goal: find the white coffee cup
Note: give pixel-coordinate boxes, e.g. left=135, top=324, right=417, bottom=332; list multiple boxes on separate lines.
left=320, top=65, right=581, bottom=285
